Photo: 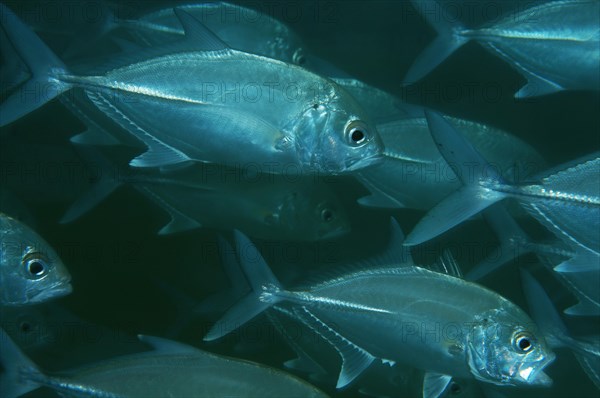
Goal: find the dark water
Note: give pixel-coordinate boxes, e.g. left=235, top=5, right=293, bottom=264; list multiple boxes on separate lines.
left=1, top=1, right=599, bottom=397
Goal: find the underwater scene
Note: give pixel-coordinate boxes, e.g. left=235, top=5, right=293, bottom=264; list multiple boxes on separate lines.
left=0, top=0, right=599, bottom=397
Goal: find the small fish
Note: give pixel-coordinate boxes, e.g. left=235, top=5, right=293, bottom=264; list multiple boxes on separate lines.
left=404, top=111, right=600, bottom=275
left=404, top=0, right=600, bottom=97
left=60, top=147, right=350, bottom=241
left=205, top=221, right=555, bottom=398
left=0, top=213, right=71, bottom=306
left=0, top=328, right=328, bottom=398
left=0, top=4, right=383, bottom=175
left=357, top=115, right=545, bottom=209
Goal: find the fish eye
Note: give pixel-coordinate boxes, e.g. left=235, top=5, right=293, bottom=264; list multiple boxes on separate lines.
left=293, top=49, right=306, bottom=65
left=20, top=321, right=32, bottom=333
left=23, top=257, right=48, bottom=279
left=513, top=332, right=534, bottom=353
left=320, top=208, right=334, bottom=222
left=345, top=120, right=369, bottom=146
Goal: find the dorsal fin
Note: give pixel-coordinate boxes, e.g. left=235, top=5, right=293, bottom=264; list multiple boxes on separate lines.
left=173, top=8, right=229, bottom=51
left=137, top=335, right=198, bottom=355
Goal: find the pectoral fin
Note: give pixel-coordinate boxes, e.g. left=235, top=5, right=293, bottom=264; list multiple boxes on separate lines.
left=513, top=68, right=565, bottom=98
left=422, top=373, right=452, bottom=398
left=70, top=128, right=121, bottom=146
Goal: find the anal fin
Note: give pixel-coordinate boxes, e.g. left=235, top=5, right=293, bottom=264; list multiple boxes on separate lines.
left=423, top=372, right=452, bottom=398
left=294, top=307, right=375, bottom=388
left=86, top=91, right=192, bottom=168
left=135, top=186, right=201, bottom=235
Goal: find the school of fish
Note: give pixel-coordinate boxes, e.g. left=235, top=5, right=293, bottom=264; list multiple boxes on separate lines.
left=0, top=1, right=598, bottom=398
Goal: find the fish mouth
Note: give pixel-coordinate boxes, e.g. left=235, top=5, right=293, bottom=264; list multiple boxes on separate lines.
left=517, top=352, right=556, bottom=386
left=345, top=153, right=384, bottom=172
left=318, top=223, right=351, bottom=240
left=28, top=278, right=73, bottom=304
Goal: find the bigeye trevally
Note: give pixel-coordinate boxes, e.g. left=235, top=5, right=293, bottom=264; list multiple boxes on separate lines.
left=404, top=111, right=600, bottom=275
left=0, top=328, right=328, bottom=398
left=0, top=4, right=383, bottom=175
left=112, top=2, right=310, bottom=66
left=0, top=213, right=71, bottom=306
left=404, top=0, right=600, bottom=98
left=59, top=146, right=350, bottom=241
left=204, top=222, right=555, bottom=398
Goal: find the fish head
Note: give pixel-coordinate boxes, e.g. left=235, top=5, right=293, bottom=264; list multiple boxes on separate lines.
left=0, top=215, right=72, bottom=306
left=290, top=82, right=384, bottom=174
left=465, top=308, right=555, bottom=387
left=272, top=184, right=351, bottom=241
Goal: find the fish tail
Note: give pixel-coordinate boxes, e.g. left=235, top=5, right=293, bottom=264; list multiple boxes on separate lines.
left=0, top=3, right=71, bottom=127
left=403, top=0, right=469, bottom=85
left=203, top=230, right=283, bottom=342
left=0, top=328, right=45, bottom=398
left=404, top=111, right=506, bottom=246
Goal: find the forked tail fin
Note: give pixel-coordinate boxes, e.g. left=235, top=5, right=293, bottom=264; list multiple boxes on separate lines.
left=0, top=3, right=71, bottom=126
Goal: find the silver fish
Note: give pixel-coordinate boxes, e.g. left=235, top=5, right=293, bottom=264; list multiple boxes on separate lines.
left=357, top=115, right=545, bottom=209
left=60, top=147, right=350, bottom=241
left=405, top=111, right=599, bottom=275
left=204, top=222, right=555, bottom=398
left=0, top=4, right=383, bottom=175
left=404, top=0, right=600, bottom=98
left=114, top=2, right=309, bottom=66
left=0, top=328, right=328, bottom=398
left=0, top=213, right=71, bottom=306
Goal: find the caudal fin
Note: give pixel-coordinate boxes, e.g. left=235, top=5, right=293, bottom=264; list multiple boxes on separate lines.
left=404, top=111, right=506, bottom=246
left=203, top=231, right=283, bottom=341
left=403, top=0, right=469, bottom=85
left=0, top=328, right=44, bottom=398
left=0, top=3, right=70, bottom=126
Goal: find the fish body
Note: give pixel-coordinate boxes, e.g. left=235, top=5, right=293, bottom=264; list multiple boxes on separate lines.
left=404, top=0, right=600, bottom=97
left=0, top=329, right=327, bottom=398
left=134, top=175, right=349, bottom=240
left=0, top=4, right=382, bottom=175
left=357, top=116, right=545, bottom=209
left=0, top=213, right=71, bottom=306
left=205, top=224, right=555, bottom=397
left=117, top=2, right=309, bottom=66
left=61, top=147, right=350, bottom=241
left=512, top=157, right=600, bottom=267
left=404, top=111, right=599, bottom=274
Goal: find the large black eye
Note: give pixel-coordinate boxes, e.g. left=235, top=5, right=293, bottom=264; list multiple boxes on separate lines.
left=345, top=120, right=368, bottom=146
left=320, top=208, right=334, bottom=222
left=513, top=332, right=534, bottom=353
left=293, top=49, right=306, bottom=65
left=24, top=258, right=48, bottom=279
left=20, top=321, right=32, bottom=333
